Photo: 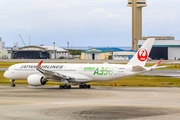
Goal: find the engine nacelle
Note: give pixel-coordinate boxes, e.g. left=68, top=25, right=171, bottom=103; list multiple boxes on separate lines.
left=27, top=74, right=46, bottom=86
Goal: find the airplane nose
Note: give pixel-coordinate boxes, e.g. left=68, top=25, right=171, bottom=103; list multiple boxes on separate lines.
left=3, top=71, right=9, bottom=79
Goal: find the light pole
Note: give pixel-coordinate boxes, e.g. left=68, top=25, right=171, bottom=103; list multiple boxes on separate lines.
left=11, top=46, right=16, bottom=59
left=67, top=41, right=69, bottom=59
left=53, top=42, right=56, bottom=59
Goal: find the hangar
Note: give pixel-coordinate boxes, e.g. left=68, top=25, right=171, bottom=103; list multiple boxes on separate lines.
left=7, top=45, right=67, bottom=59
left=81, top=48, right=124, bottom=60
left=138, top=39, right=180, bottom=60
left=113, top=51, right=136, bottom=60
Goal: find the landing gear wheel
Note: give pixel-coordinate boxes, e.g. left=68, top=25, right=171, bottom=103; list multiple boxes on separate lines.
left=79, top=84, right=91, bottom=89
left=59, top=85, right=71, bottom=89
left=83, top=84, right=87, bottom=89
left=79, top=85, right=83, bottom=89
left=11, top=84, right=15, bottom=87
left=59, top=85, right=63, bottom=89
left=68, top=85, right=71, bottom=89
left=64, top=85, right=68, bottom=89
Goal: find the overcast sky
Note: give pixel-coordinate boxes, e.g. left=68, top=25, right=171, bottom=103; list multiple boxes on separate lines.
left=0, top=0, right=180, bottom=47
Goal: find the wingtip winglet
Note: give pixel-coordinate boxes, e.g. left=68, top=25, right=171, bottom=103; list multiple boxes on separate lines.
left=156, top=61, right=161, bottom=66
left=37, top=60, right=43, bottom=68
left=153, top=60, right=161, bottom=68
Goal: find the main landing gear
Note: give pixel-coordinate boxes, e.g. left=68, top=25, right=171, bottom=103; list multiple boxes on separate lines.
left=59, top=84, right=91, bottom=89
left=59, top=84, right=71, bottom=89
left=11, top=79, right=15, bottom=87
left=79, top=84, right=91, bottom=89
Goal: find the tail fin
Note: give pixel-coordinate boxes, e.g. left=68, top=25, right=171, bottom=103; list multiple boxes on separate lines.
left=127, top=38, right=155, bottom=67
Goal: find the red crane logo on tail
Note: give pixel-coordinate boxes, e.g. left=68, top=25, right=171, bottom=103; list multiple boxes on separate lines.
left=137, top=48, right=148, bottom=61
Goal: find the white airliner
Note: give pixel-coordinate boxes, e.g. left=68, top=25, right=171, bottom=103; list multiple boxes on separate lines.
left=4, top=38, right=161, bottom=89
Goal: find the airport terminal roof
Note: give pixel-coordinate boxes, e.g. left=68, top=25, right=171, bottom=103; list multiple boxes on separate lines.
left=12, top=45, right=67, bottom=53
left=138, top=40, right=180, bottom=47
left=82, top=48, right=124, bottom=53
left=40, top=46, right=67, bottom=52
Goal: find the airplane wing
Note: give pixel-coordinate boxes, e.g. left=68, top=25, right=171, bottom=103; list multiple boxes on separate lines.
left=36, top=60, right=92, bottom=82
left=36, top=60, right=74, bottom=81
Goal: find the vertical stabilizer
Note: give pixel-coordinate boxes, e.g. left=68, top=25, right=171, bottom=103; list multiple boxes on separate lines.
left=127, top=38, right=155, bottom=67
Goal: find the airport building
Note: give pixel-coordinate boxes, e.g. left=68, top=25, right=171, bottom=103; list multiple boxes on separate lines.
left=81, top=48, right=124, bottom=60
left=113, top=51, right=136, bottom=60
left=0, top=36, right=69, bottom=59
left=7, top=45, right=68, bottom=59
left=127, top=0, right=147, bottom=51
left=127, top=0, right=180, bottom=60
left=0, top=49, right=8, bottom=59
left=0, top=38, right=8, bottom=59
left=138, top=37, right=180, bottom=60
left=0, top=37, right=5, bottom=50
left=81, top=48, right=136, bottom=60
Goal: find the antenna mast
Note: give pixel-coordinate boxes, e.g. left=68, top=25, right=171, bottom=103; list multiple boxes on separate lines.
left=29, top=34, right=31, bottom=46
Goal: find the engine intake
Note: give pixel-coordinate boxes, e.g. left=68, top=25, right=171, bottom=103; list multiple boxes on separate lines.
left=27, top=74, right=46, bottom=86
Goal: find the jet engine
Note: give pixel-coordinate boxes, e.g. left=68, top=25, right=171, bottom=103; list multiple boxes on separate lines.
left=27, top=74, right=46, bottom=86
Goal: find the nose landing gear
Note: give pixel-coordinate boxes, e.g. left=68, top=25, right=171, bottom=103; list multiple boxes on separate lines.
left=11, top=79, right=15, bottom=87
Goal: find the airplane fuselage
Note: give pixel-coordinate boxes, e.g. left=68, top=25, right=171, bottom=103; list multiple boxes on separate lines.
left=4, top=63, right=145, bottom=83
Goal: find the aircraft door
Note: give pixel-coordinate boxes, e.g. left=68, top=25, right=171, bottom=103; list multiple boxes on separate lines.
left=114, top=67, right=118, bottom=75
left=11, top=66, right=16, bottom=74
left=79, top=67, right=83, bottom=74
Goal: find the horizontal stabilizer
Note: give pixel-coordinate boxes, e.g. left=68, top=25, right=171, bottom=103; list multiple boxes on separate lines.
left=153, top=66, right=166, bottom=69
left=132, top=66, right=147, bottom=72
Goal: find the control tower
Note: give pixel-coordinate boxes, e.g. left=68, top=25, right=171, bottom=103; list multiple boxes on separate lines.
left=127, top=0, right=147, bottom=50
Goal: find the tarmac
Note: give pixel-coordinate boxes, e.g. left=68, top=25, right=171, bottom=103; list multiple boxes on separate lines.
left=0, top=86, right=180, bottom=120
